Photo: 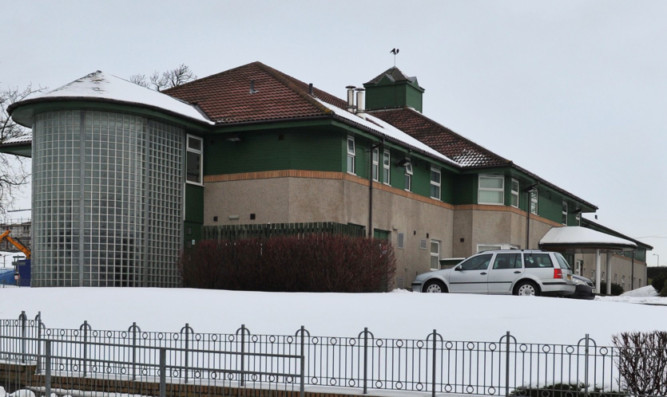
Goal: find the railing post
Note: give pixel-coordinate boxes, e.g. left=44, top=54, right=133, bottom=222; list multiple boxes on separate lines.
left=505, top=331, right=511, bottom=397
left=129, top=322, right=140, bottom=381
left=237, top=324, right=248, bottom=386
left=19, top=311, right=27, bottom=364
left=298, top=326, right=307, bottom=397
left=180, top=323, right=193, bottom=384
left=36, top=312, right=43, bottom=373
left=357, top=327, right=374, bottom=395
left=80, top=320, right=90, bottom=378
left=159, top=347, right=166, bottom=397
left=45, top=340, right=51, bottom=397
left=431, top=330, right=437, bottom=397
left=584, top=334, right=590, bottom=397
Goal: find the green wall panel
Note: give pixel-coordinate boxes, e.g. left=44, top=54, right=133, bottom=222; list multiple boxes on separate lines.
left=205, top=130, right=342, bottom=175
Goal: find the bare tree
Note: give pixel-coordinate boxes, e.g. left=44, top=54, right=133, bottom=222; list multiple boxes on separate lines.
left=0, top=84, right=42, bottom=213
left=130, top=64, right=196, bottom=91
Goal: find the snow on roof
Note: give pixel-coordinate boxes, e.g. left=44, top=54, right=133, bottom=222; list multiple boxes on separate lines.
left=539, top=226, right=637, bottom=250
left=316, top=98, right=460, bottom=167
left=17, top=71, right=213, bottom=125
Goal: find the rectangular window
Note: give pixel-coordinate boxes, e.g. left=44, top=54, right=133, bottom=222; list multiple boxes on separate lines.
left=404, top=162, right=412, bottom=191
left=346, top=136, right=356, bottom=174
left=511, top=179, right=519, bottom=208
left=186, top=135, right=203, bottom=185
left=530, top=189, right=539, bottom=215
left=397, top=232, right=404, bottom=249
left=478, top=175, right=504, bottom=205
left=430, top=167, right=441, bottom=200
left=372, top=147, right=379, bottom=181
left=382, top=150, right=391, bottom=185
left=562, top=201, right=568, bottom=225
left=430, top=240, right=441, bottom=270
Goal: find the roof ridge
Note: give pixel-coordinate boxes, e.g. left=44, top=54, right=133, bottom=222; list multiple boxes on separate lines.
left=254, top=63, right=334, bottom=115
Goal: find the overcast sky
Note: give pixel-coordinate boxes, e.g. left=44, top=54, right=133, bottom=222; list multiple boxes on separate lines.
left=2, top=0, right=666, bottom=266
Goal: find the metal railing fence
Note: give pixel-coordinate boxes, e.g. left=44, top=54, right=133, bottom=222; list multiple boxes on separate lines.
left=0, top=311, right=652, bottom=396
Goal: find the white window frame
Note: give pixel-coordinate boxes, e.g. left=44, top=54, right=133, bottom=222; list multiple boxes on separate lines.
left=430, top=167, right=441, bottom=200
left=382, top=149, right=391, bottom=185
left=478, top=174, right=504, bottom=205
left=562, top=200, right=568, bottom=225
left=404, top=161, right=412, bottom=191
left=530, top=189, right=539, bottom=215
left=371, top=147, right=379, bottom=182
left=511, top=179, right=519, bottom=208
left=346, top=136, right=356, bottom=175
left=186, top=134, right=203, bottom=186
left=430, top=240, right=441, bottom=270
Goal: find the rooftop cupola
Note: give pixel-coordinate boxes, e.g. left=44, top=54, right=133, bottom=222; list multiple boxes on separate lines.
left=363, top=67, right=425, bottom=112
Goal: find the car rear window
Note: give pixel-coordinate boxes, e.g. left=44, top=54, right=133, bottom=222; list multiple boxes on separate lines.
left=554, top=253, right=572, bottom=270
left=524, top=253, right=553, bottom=268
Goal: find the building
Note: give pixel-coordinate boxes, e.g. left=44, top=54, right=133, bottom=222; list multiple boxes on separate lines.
left=4, top=61, right=651, bottom=289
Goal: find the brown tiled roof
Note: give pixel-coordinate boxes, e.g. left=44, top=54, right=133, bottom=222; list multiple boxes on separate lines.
left=164, top=62, right=347, bottom=124
left=368, top=107, right=510, bottom=168
left=369, top=107, right=597, bottom=209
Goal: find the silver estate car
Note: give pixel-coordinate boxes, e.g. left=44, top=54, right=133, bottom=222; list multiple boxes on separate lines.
left=412, top=250, right=577, bottom=296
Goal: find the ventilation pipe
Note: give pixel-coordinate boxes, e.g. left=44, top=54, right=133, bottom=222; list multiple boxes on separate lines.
left=355, top=88, right=365, bottom=114
left=346, top=86, right=356, bottom=112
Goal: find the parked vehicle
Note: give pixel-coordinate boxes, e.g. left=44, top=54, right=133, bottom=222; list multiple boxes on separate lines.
left=569, top=274, right=595, bottom=300
left=412, top=249, right=577, bottom=296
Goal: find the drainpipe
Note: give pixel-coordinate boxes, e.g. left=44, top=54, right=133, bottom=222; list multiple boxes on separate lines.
left=368, top=143, right=381, bottom=238
left=523, top=184, right=538, bottom=249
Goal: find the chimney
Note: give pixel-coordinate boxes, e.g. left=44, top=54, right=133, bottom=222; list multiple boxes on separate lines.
left=346, top=86, right=356, bottom=112
left=355, top=88, right=365, bottom=114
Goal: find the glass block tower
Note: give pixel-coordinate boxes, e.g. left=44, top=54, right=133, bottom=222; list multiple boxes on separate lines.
left=9, top=71, right=210, bottom=287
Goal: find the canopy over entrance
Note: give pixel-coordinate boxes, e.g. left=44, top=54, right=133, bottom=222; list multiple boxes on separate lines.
left=539, top=226, right=637, bottom=252
left=539, top=226, right=638, bottom=295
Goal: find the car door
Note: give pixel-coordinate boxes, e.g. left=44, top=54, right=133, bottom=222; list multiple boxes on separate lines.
left=448, top=253, right=493, bottom=293
left=487, top=252, right=524, bottom=294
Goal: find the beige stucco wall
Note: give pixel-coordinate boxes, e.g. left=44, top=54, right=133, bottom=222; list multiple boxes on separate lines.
left=574, top=252, right=648, bottom=291
left=452, top=206, right=557, bottom=256
left=203, top=172, right=580, bottom=289
left=203, top=174, right=454, bottom=288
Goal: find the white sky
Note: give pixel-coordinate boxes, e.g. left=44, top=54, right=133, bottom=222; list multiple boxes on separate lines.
left=2, top=0, right=666, bottom=264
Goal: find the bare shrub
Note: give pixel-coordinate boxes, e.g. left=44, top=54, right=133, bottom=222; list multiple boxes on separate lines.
left=180, top=234, right=396, bottom=292
left=612, top=331, right=667, bottom=396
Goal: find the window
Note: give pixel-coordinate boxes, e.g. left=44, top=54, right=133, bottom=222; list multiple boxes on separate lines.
left=524, top=253, right=553, bottom=268
left=382, top=150, right=391, bottom=184
left=459, top=254, right=493, bottom=271
left=430, top=240, right=441, bottom=270
left=397, top=232, right=404, bottom=249
left=492, top=253, right=522, bottom=269
left=404, top=162, right=412, bottom=191
left=511, top=179, right=519, bottom=208
left=372, top=147, right=379, bottom=181
left=530, top=189, right=539, bottom=215
left=561, top=201, right=568, bottom=225
left=186, top=135, right=203, bottom=185
left=430, top=167, right=441, bottom=200
left=346, top=136, right=355, bottom=174
left=478, top=175, right=504, bottom=205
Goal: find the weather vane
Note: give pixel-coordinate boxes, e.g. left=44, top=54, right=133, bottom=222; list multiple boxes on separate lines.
left=390, top=48, right=400, bottom=67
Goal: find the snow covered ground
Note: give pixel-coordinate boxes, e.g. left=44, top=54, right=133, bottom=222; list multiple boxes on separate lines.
left=0, top=286, right=664, bottom=347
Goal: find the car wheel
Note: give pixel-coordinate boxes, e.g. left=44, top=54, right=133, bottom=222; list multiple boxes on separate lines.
left=423, top=280, right=447, bottom=293
left=514, top=281, right=540, bottom=296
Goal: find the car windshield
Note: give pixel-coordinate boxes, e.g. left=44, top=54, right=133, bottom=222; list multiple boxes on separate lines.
left=554, top=252, right=572, bottom=270
left=459, top=253, right=492, bottom=271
